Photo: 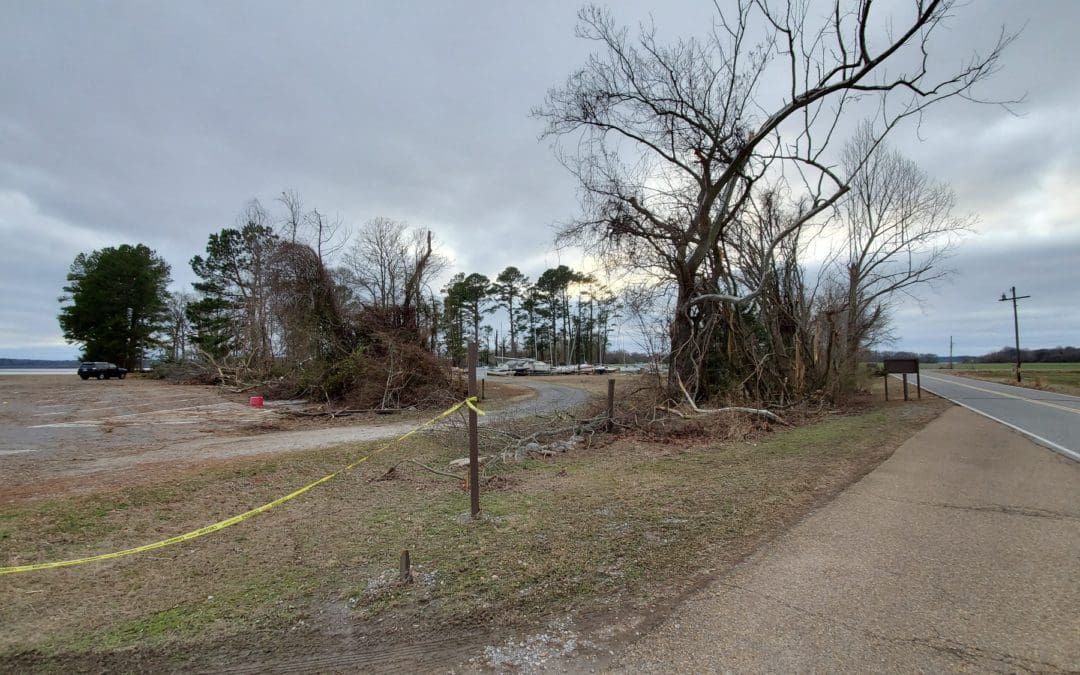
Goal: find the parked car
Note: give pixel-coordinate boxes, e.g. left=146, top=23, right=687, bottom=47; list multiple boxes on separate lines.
left=78, top=362, right=128, bottom=380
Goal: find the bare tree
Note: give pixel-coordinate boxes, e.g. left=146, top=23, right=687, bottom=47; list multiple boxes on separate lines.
left=304, top=208, right=347, bottom=265
left=166, top=291, right=193, bottom=362
left=536, top=1, right=1014, bottom=400
left=827, top=125, right=972, bottom=387
left=341, top=218, right=448, bottom=339
left=278, top=189, right=304, bottom=244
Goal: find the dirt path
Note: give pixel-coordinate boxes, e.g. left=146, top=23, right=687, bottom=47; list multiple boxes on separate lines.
left=606, top=407, right=1080, bottom=672
left=0, top=376, right=589, bottom=502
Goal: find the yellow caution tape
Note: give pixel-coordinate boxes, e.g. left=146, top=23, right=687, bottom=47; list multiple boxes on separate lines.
left=1, top=396, right=484, bottom=575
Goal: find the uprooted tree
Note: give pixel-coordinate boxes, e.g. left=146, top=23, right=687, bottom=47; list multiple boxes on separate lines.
left=536, top=0, right=1012, bottom=403
left=186, top=198, right=450, bottom=408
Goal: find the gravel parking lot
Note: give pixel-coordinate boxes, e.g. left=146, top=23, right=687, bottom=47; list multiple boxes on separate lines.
left=0, top=375, right=286, bottom=502
left=0, top=374, right=592, bottom=504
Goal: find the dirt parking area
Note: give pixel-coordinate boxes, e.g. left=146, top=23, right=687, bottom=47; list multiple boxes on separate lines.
left=0, top=375, right=294, bottom=503
left=0, top=375, right=556, bottom=505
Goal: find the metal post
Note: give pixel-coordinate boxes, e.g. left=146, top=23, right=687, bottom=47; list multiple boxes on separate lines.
left=467, top=342, right=480, bottom=518
left=903, top=374, right=909, bottom=401
left=999, top=287, right=1030, bottom=383
left=884, top=373, right=889, bottom=401
left=606, top=378, right=615, bottom=433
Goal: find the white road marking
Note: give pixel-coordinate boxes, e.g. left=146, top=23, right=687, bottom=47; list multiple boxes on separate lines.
left=921, top=374, right=1080, bottom=416
left=916, top=375, right=1080, bottom=463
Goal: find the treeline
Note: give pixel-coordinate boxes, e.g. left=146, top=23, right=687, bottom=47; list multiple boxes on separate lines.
left=440, top=266, right=617, bottom=368
left=0, top=358, right=80, bottom=369
left=865, top=346, right=1080, bottom=366
left=978, top=346, right=1080, bottom=364
left=867, top=351, right=942, bottom=364
left=59, top=193, right=623, bottom=408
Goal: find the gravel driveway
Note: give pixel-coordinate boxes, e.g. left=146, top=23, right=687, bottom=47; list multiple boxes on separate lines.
left=484, top=379, right=590, bottom=420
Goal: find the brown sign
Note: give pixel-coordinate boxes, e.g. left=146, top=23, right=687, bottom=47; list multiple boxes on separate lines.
left=883, top=358, right=919, bottom=374
left=883, top=359, right=921, bottom=401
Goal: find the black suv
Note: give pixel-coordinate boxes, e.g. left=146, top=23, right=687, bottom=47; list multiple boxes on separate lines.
left=78, top=362, right=128, bottom=380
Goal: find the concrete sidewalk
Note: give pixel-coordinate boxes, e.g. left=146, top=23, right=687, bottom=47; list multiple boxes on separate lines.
left=613, top=407, right=1080, bottom=672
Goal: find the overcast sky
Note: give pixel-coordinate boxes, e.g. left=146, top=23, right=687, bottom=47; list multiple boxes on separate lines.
left=2, top=0, right=1077, bottom=360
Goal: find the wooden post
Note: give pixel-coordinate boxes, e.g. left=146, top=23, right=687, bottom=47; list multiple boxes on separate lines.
left=916, top=370, right=922, bottom=399
left=467, top=342, right=480, bottom=518
left=903, top=374, right=909, bottom=401
left=884, top=373, right=889, bottom=401
left=399, top=549, right=412, bottom=584
left=606, top=378, right=615, bottom=433
left=481, top=378, right=485, bottom=401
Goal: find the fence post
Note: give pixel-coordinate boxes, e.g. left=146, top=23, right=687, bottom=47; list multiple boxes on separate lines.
left=468, top=342, right=481, bottom=518
left=607, top=378, right=615, bottom=433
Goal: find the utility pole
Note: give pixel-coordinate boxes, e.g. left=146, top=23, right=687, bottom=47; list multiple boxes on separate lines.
left=949, top=336, right=954, bottom=370
left=998, top=287, right=1030, bottom=383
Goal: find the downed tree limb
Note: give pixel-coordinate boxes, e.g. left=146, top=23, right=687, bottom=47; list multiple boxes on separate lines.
left=406, top=459, right=464, bottom=481
left=675, top=376, right=790, bottom=426
left=657, top=405, right=689, bottom=418
left=279, top=408, right=401, bottom=418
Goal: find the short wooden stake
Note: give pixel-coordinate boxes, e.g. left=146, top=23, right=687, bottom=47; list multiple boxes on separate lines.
left=399, top=549, right=412, bottom=584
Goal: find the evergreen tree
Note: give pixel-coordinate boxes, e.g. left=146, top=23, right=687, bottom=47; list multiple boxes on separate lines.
left=58, top=244, right=172, bottom=369
left=187, top=222, right=279, bottom=362
left=492, top=266, right=530, bottom=356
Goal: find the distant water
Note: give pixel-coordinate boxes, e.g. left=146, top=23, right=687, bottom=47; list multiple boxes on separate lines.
left=0, top=369, right=76, bottom=375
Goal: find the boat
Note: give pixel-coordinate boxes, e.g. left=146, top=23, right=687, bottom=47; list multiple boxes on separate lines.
left=488, top=357, right=553, bottom=376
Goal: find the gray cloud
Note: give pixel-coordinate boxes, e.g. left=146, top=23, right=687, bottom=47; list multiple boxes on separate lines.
left=1, top=0, right=1077, bottom=359
left=890, top=233, right=1080, bottom=355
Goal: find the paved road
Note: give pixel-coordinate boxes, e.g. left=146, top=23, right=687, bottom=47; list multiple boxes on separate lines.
left=908, top=371, right=1080, bottom=461
left=613, top=407, right=1080, bottom=672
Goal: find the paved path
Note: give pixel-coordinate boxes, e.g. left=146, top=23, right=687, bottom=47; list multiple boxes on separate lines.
left=913, top=371, right=1080, bottom=461
left=613, top=407, right=1080, bottom=672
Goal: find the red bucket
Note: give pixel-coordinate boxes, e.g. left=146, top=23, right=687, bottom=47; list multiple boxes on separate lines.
left=249, top=396, right=264, bottom=407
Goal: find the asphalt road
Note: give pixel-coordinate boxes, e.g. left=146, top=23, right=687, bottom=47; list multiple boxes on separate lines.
left=613, top=406, right=1080, bottom=672
left=907, top=371, right=1080, bottom=461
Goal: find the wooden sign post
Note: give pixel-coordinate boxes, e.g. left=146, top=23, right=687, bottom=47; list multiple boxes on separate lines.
left=883, top=358, right=921, bottom=401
